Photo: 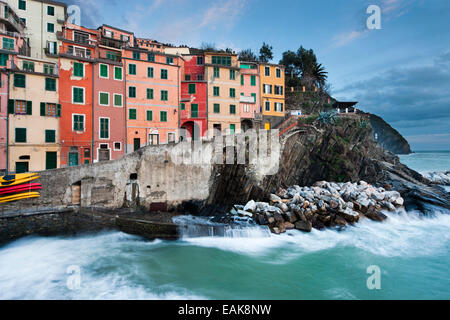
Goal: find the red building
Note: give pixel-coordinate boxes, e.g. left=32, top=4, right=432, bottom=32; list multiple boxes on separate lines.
left=58, top=23, right=96, bottom=167
left=180, top=50, right=207, bottom=140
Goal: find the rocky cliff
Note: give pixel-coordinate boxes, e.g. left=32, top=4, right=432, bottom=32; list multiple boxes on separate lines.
left=368, top=113, right=412, bottom=155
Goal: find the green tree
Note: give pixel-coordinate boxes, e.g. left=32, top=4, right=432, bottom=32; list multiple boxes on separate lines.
left=259, top=42, right=273, bottom=63
left=312, top=63, right=328, bottom=88
left=238, top=49, right=258, bottom=62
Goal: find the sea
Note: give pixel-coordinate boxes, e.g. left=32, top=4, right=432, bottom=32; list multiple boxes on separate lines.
left=0, top=151, right=449, bottom=300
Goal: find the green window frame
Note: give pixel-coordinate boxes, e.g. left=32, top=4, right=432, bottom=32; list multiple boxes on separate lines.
left=73, top=115, right=84, bottom=131
left=230, top=104, right=236, bottom=114
left=265, top=101, right=270, bottom=111
left=161, top=69, right=168, bottom=79
left=129, top=86, right=136, bottom=98
left=114, top=66, right=123, bottom=80
left=114, top=94, right=122, bottom=107
left=18, top=0, right=26, bottom=10
left=211, top=56, right=231, bottom=66
left=2, top=38, right=14, bottom=50
left=99, top=92, right=109, bottom=106
left=73, top=87, right=84, bottom=103
left=148, top=53, right=155, bottom=62
left=197, top=56, right=203, bottom=65
left=45, top=130, right=56, bottom=143
left=146, top=110, right=153, bottom=121
left=214, top=103, right=220, bottom=113
left=229, top=69, right=235, bottom=80
left=213, top=67, right=220, bottom=78
left=44, top=64, right=54, bottom=75
left=251, top=75, right=256, bottom=86
left=185, top=75, right=191, bottom=81
left=47, top=23, right=54, bottom=33
left=241, top=75, right=244, bottom=85
left=191, top=104, right=198, bottom=118
left=100, top=64, right=108, bottom=78
left=100, top=118, right=109, bottom=139
left=0, top=53, right=8, bottom=66
left=181, top=103, right=185, bottom=110
left=147, top=67, right=154, bottom=78
left=129, top=63, right=136, bottom=75
left=230, top=124, right=235, bottom=134
left=129, top=109, right=137, bottom=120
left=265, top=66, right=270, bottom=77
left=14, top=74, right=26, bottom=88
left=161, top=90, right=168, bottom=101
left=230, top=88, right=236, bottom=98
left=213, top=86, right=219, bottom=97
left=147, top=88, right=154, bottom=99
left=160, top=111, right=168, bottom=122
left=47, top=5, right=55, bottom=16
left=166, top=57, right=174, bottom=65
left=15, top=128, right=26, bottom=143
left=132, top=51, right=141, bottom=60
left=73, top=62, right=84, bottom=77
left=22, top=61, right=34, bottom=71
left=276, top=68, right=281, bottom=78
left=251, top=93, right=256, bottom=102
left=45, top=78, right=56, bottom=91
left=188, top=83, right=196, bottom=94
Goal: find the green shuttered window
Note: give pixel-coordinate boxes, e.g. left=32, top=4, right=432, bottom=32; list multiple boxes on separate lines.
left=230, top=88, right=236, bottom=98
left=129, top=64, right=136, bottom=75
left=160, top=111, right=167, bottom=122
left=213, top=87, right=219, bottom=96
left=230, top=104, right=236, bottom=114
left=161, top=69, right=168, bottom=79
left=214, top=103, right=220, bottom=113
left=114, top=94, right=122, bottom=107
left=188, top=83, right=196, bottom=94
left=129, top=109, right=137, bottom=120
left=100, top=118, right=109, bottom=139
left=73, top=87, right=84, bottom=103
left=147, top=88, right=153, bottom=99
left=147, top=67, right=154, bottom=78
left=14, top=74, right=25, bottom=87
left=15, top=128, right=26, bottom=143
left=129, top=86, right=136, bottom=98
left=161, top=90, right=168, bottom=101
left=99, top=92, right=109, bottom=105
left=114, top=67, right=123, bottom=80
left=100, top=64, right=108, bottom=78
left=45, top=130, right=56, bottom=143
left=146, top=110, right=153, bottom=121
left=73, top=115, right=84, bottom=131
left=73, top=62, right=84, bottom=77
left=45, top=78, right=56, bottom=91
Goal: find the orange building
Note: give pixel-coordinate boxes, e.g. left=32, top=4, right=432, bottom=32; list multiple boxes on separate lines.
left=259, top=63, right=285, bottom=129
left=124, top=46, right=182, bottom=151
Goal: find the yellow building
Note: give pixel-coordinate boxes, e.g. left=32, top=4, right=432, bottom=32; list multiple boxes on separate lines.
left=259, top=63, right=285, bottom=130
left=8, top=56, right=60, bottom=172
left=204, top=52, right=241, bottom=136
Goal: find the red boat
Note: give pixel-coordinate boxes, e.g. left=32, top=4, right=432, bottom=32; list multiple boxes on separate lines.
left=0, top=183, right=42, bottom=196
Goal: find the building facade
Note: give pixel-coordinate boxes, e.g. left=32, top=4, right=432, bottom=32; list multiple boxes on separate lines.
left=259, top=63, right=285, bottom=130
left=239, top=61, right=261, bottom=131
left=205, top=52, right=241, bottom=136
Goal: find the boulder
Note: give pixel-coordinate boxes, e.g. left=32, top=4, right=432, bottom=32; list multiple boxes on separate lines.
left=277, top=202, right=289, bottom=213
left=338, top=208, right=360, bottom=223
left=295, top=220, right=312, bottom=232
left=237, top=210, right=253, bottom=217
left=254, top=213, right=268, bottom=225
left=270, top=227, right=281, bottom=235
left=394, top=197, right=404, bottom=206
left=270, top=194, right=282, bottom=203
left=334, top=215, right=347, bottom=226
left=365, top=207, right=388, bottom=222
left=244, top=200, right=256, bottom=213
left=273, top=212, right=285, bottom=224
left=284, top=222, right=295, bottom=230
left=382, top=201, right=396, bottom=212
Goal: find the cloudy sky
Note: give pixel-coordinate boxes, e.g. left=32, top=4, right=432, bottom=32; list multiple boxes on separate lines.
left=64, top=0, right=450, bottom=151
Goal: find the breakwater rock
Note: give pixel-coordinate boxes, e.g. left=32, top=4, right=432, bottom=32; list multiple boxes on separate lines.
left=422, top=171, right=450, bottom=186
left=227, top=181, right=405, bottom=234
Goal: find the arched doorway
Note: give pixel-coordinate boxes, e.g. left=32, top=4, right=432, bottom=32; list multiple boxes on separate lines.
left=180, top=121, right=201, bottom=141
left=241, top=119, right=253, bottom=132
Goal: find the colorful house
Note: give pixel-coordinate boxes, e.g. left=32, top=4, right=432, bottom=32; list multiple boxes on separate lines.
left=8, top=55, right=60, bottom=172
left=180, top=50, right=207, bottom=140
left=259, top=63, right=286, bottom=130
left=58, top=23, right=96, bottom=167
left=124, top=44, right=182, bottom=151
left=239, top=61, right=261, bottom=131
left=204, top=52, right=241, bottom=136
left=92, top=25, right=129, bottom=162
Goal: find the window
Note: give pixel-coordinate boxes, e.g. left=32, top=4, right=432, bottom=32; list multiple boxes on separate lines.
left=185, top=75, right=191, bottom=81
left=263, top=84, right=272, bottom=94
left=211, top=56, right=231, bottom=66
left=47, top=41, right=57, bottom=54
left=18, top=0, right=26, bottom=10
left=45, top=78, right=56, bottom=91
left=276, top=68, right=281, bottom=78
left=229, top=69, right=235, bottom=80
left=47, top=5, right=54, bottom=16
left=146, top=110, right=153, bottom=121
left=166, top=57, right=174, bottom=65
left=99, top=92, right=109, bottom=106
left=230, top=104, right=236, bottom=114
left=74, top=31, right=89, bottom=44
left=168, top=133, right=176, bottom=143
left=0, top=53, right=8, bottom=66
left=44, top=64, right=54, bottom=75
left=275, top=85, right=283, bottom=95
left=129, top=109, right=137, bottom=120
left=213, top=86, right=219, bottom=96
left=129, top=64, right=136, bottom=75
left=197, top=56, right=203, bottom=65
left=251, top=93, right=256, bottom=102
left=114, top=142, right=121, bottom=151
left=84, top=148, right=91, bottom=158
left=230, top=124, right=235, bottom=135
left=147, top=88, right=153, bottom=99
left=160, top=111, right=168, bottom=122
left=45, top=130, right=55, bottom=143
left=147, top=67, right=154, bottom=78
left=148, top=54, right=155, bottom=62
left=20, top=18, right=26, bottom=25
left=251, top=75, right=256, bottom=86
left=47, top=23, right=54, bottom=33
left=100, top=64, right=109, bottom=78
left=41, top=102, right=59, bottom=117
left=3, top=38, right=14, bottom=51
left=191, top=104, right=198, bottom=118
left=241, top=75, right=244, bottom=85
left=14, top=74, right=26, bottom=88
left=23, top=61, right=34, bottom=72
left=15, top=128, right=26, bottom=143
left=129, top=86, right=136, bottom=98
left=213, top=67, right=220, bottom=78
left=161, top=69, right=168, bottom=79
left=100, top=118, right=109, bottom=139
left=73, top=87, right=84, bottom=103
left=188, top=83, right=196, bottom=94
left=114, top=94, right=122, bottom=107
left=230, top=88, right=236, bottom=98
left=214, top=103, right=220, bottom=113
left=275, top=102, right=284, bottom=112
left=264, top=66, right=270, bottom=77
left=197, top=74, right=204, bottom=81
left=181, top=103, right=185, bottom=110
left=14, top=100, right=28, bottom=115
left=161, top=90, right=168, bottom=101
left=114, top=66, right=123, bottom=80
left=265, top=101, right=270, bottom=111
left=133, top=51, right=141, bottom=60
left=106, top=51, right=118, bottom=61
left=73, top=115, right=85, bottom=131
left=73, top=62, right=84, bottom=77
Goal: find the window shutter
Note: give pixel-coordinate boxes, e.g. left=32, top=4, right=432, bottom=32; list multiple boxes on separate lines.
left=40, top=102, right=46, bottom=116
left=8, top=99, right=15, bottom=114
left=57, top=104, right=61, bottom=117
left=26, top=101, right=32, bottom=115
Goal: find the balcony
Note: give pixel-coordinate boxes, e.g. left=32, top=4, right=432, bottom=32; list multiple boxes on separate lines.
left=254, top=113, right=263, bottom=121
left=240, top=95, right=256, bottom=103
left=66, top=46, right=92, bottom=59
left=0, top=5, right=25, bottom=33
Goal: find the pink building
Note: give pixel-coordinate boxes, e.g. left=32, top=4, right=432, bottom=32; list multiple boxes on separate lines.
left=239, top=61, right=261, bottom=131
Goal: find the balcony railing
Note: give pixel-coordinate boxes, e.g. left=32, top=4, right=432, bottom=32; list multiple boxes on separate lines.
left=66, top=46, right=92, bottom=59
left=1, top=6, right=25, bottom=33
left=240, top=95, right=256, bottom=103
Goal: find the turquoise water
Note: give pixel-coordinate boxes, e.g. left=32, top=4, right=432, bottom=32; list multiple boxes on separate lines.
left=0, top=152, right=449, bottom=300
left=399, top=151, right=450, bottom=173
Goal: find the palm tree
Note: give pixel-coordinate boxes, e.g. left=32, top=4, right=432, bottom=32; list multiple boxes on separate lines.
left=312, top=63, right=328, bottom=88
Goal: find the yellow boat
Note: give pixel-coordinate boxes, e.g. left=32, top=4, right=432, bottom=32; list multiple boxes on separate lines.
left=0, top=191, right=40, bottom=203
left=0, top=174, right=40, bottom=187
left=0, top=173, right=38, bottom=184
